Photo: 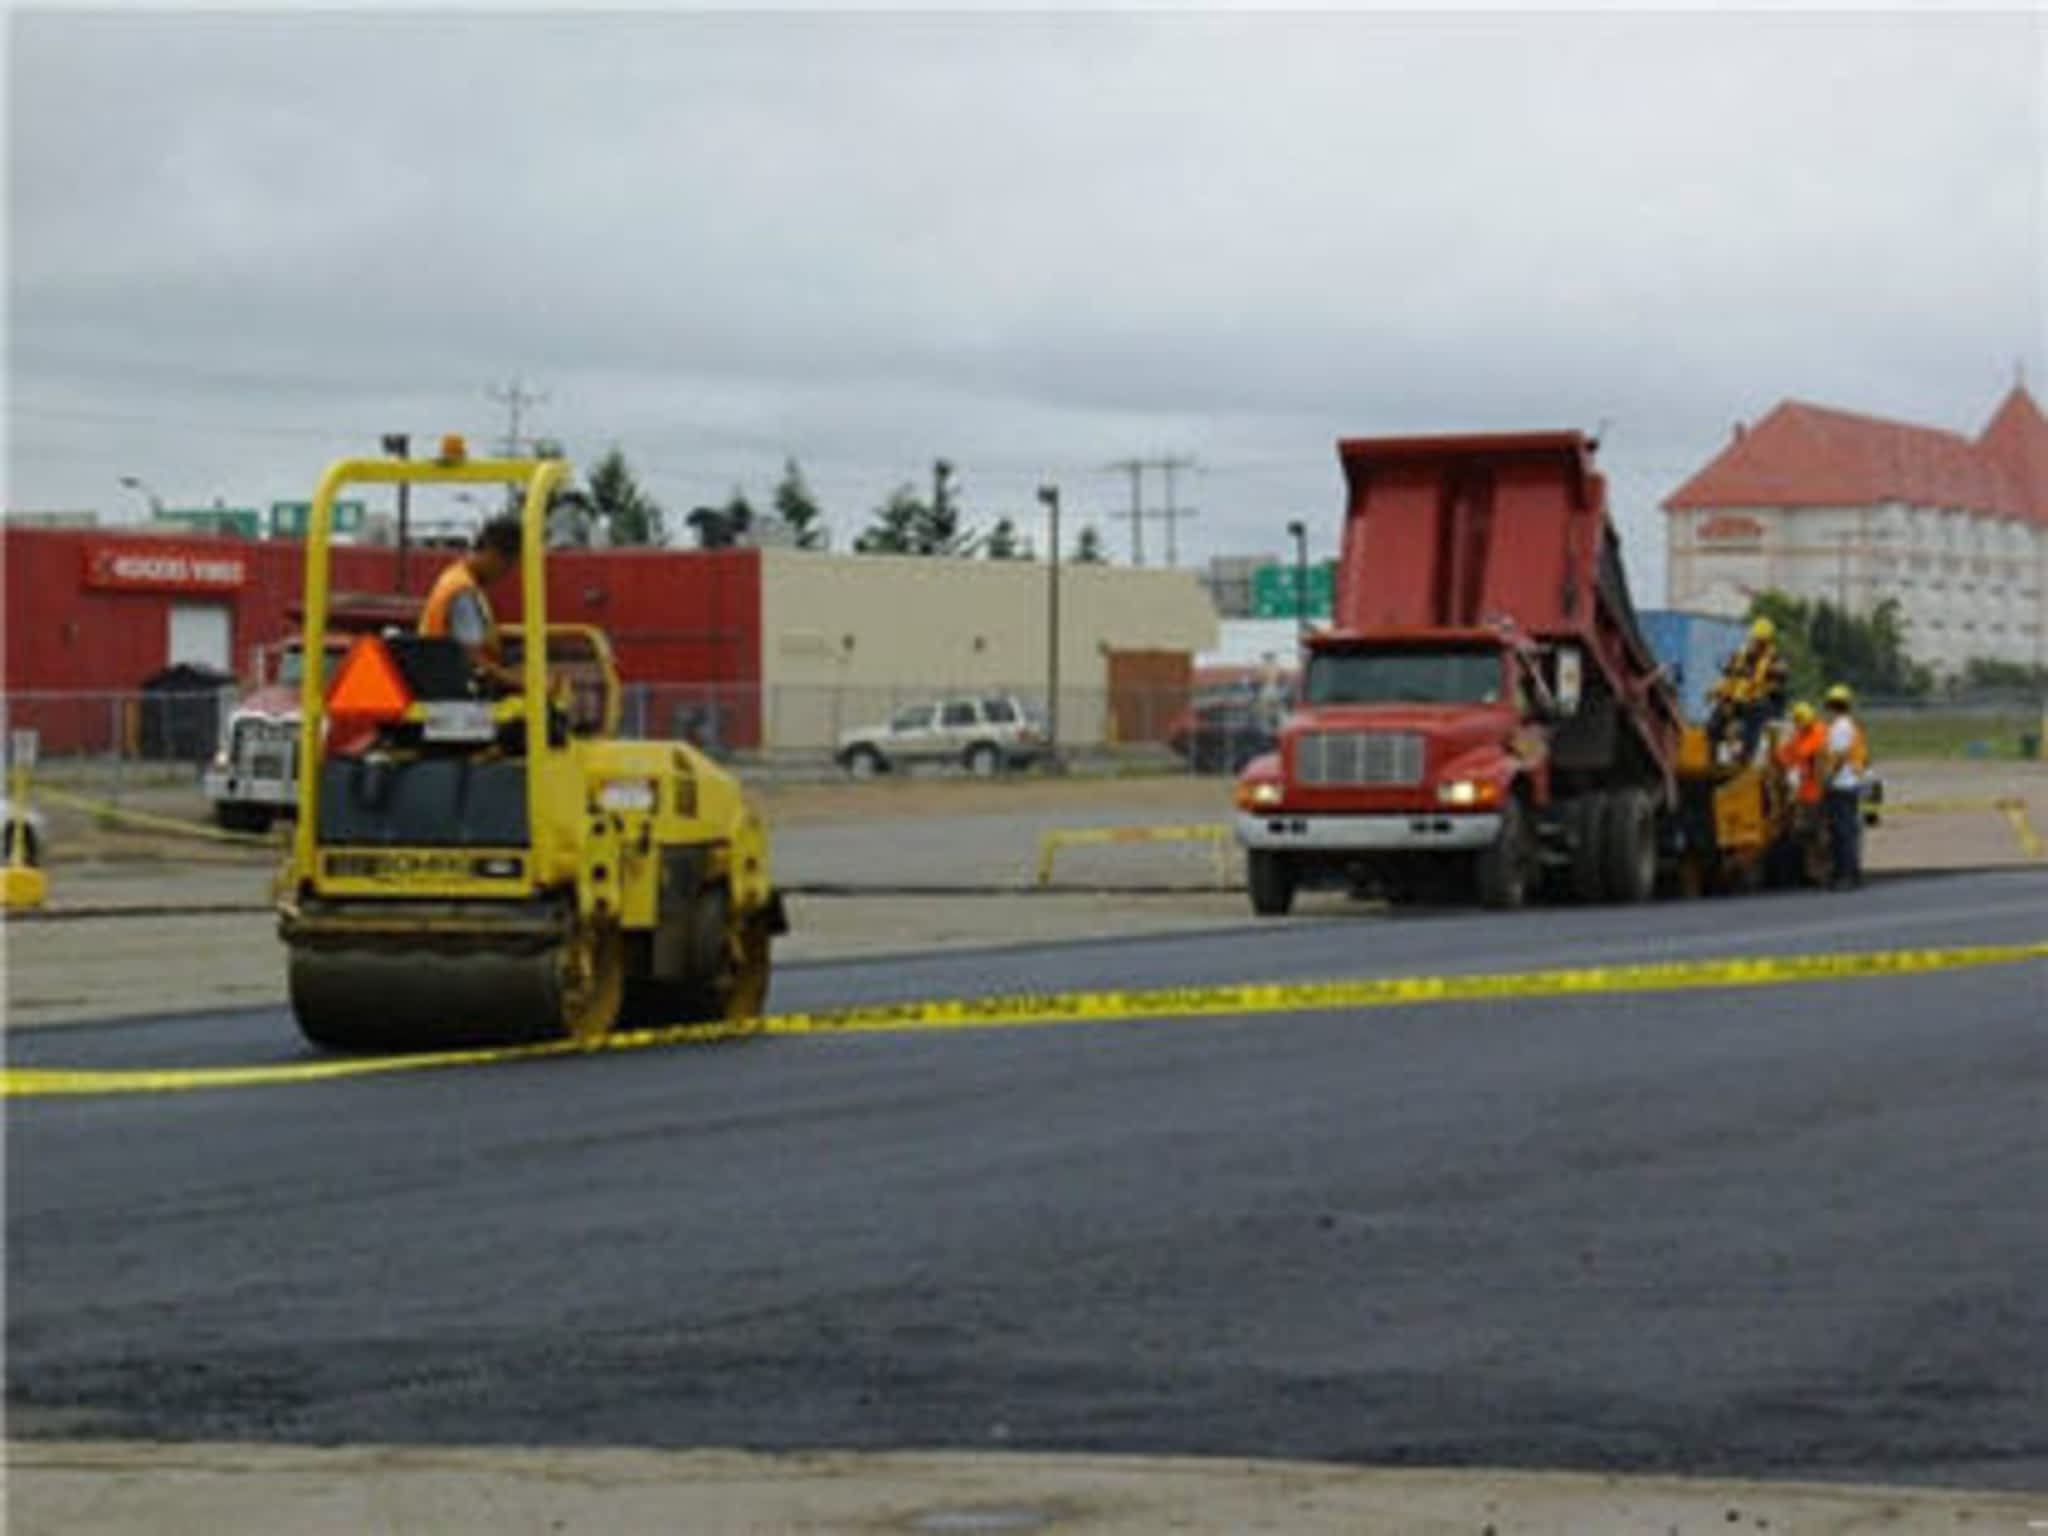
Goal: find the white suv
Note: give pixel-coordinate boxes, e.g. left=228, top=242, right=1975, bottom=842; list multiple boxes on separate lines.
left=836, top=695, right=1044, bottom=779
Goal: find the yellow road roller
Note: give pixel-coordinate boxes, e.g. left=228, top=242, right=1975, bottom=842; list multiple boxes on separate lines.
left=278, top=438, right=785, bottom=1051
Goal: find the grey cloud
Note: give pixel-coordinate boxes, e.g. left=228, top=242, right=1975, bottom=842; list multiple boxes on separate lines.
left=9, top=10, right=2041, bottom=593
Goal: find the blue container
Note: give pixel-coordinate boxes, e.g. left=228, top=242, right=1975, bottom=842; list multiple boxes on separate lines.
left=1639, top=609, right=1748, bottom=724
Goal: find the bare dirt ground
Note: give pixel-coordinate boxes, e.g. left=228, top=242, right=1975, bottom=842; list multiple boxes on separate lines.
left=5, top=762, right=2040, bottom=1031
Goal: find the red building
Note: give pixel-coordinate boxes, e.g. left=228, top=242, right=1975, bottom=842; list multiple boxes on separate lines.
left=1, top=527, right=763, bottom=752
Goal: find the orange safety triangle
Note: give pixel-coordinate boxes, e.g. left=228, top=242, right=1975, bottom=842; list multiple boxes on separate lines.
left=326, top=634, right=414, bottom=720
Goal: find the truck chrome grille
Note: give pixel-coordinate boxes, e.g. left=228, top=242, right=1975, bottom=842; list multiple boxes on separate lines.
left=1294, top=730, right=1423, bottom=787
left=233, top=718, right=297, bottom=780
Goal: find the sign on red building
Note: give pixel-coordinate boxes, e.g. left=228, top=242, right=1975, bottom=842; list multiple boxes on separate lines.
left=82, top=541, right=249, bottom=593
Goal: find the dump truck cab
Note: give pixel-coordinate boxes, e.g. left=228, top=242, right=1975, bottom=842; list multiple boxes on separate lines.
left=277, top=438, right=784, bottom=1051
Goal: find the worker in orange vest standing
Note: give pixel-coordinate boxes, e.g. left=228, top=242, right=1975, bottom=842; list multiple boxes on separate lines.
left=1818, top=683, right=1869, bottom=891
left=1774, top=701, right=1829, bottom=884
left=420, top=514, right=526, bottom=695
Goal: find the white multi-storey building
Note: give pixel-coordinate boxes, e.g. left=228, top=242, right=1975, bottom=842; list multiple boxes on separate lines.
left=1664, top=387, right=2047, bottom=676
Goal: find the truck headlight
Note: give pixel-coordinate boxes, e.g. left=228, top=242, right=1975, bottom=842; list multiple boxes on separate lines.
left=1437, top=780, right=1488, bottom=806
left=1238, top=780, right=1284, bottom=810
left=597, top=779, right=657, bottom=814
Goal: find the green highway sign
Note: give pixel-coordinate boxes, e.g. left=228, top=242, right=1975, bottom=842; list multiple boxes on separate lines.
left=156, top=506, right=262, bottom=540
left=1251, top=560, right=1336, bottom=620
left=268, top=500, right=366, bottom=539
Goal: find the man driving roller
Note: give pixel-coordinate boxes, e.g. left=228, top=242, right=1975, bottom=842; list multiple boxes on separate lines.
left=419, top=513, right=525, bottom=694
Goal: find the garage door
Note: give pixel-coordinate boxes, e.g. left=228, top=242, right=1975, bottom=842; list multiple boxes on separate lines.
left=167, top=604, right=232, bottom=672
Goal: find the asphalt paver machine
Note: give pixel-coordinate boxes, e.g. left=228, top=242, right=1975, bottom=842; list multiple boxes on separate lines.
left=278, top=437, right=785, bottom=1051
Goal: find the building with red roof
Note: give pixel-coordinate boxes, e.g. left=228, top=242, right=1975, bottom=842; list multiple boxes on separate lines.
left=1664, top=385, right=2047, bottom=676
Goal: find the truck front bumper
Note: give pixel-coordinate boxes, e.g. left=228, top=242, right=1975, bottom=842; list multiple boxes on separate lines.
left=205, top=769, right=295, bottom=807
left=1235, top=810, right=1503, bottom=853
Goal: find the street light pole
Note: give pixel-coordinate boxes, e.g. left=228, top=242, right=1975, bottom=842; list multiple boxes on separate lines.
left=1038, top=483, right=1062, bottom=772
left=116, top=475, right=164, bottom=518
left=1287, top=519, right=1309, bottom=637
left=382, top=433, right=412, bottom=590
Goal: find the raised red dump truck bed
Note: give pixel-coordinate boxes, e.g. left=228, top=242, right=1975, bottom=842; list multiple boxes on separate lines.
left=1334, top=430, right=1682, bottom=783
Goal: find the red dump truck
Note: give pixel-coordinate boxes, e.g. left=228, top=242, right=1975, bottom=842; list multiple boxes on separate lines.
left=1234, top=431, right=1697, bottom=913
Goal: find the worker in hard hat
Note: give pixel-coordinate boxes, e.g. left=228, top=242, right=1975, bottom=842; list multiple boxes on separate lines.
left=1817, top=683, right=1869, bottom=890
left=1710, top=617, right=1787, bottom=761
left=420, top=514, right=527, bottom=694
left=1773, top=700, right=1830, bottom=884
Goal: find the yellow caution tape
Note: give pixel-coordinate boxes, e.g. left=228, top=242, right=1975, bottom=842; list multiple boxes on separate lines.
left=1036, top=822, right=1233, bottom=886
left=33, top=786, right=280, bottom=850
left=7, top=940, right=2043, bottom=1100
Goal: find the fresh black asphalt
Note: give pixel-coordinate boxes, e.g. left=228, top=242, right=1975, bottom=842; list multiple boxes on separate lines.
left=7, top=869, right=2045, bottom=1488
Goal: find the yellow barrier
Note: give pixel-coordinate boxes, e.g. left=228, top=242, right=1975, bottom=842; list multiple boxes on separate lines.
left=8, top=939, right=2043, bottom=1099
left=1034, top=822, right=1234, bottom=887
left=32, top=786, right=280, bottom=850
left=2002, top=802, right=2044, bottom=859
left=1883, top=796, right=2043, bottom=860
left=3, top=749, right=48, bottom=912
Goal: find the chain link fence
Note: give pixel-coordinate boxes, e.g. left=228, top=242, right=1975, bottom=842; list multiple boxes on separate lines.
left=7, top=682, right=2037, bottom=794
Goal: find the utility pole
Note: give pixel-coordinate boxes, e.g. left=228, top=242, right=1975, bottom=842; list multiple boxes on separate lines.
left=1287, top=520, right=1309, bottom=637
left=1155, top=454, right=1198, bottom=567
left=1102, top=459, right=1146, bottom=566
left=486, top=378, right=549, bottom=457
left=1104, top=454, right=1199, bottom=566
left=1038, top=483, right=1062, bottom=771
left=382, top=433, right=411, bottom=591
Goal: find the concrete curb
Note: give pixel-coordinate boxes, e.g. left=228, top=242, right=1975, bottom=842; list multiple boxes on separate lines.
left=7, top=1443, right=2044, bottom=1534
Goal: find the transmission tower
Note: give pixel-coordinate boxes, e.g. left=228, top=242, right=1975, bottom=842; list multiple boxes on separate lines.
left=486, top=378, right=550, bottom=457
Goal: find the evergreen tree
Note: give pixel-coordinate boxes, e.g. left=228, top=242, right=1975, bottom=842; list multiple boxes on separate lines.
left=1073, top=525, right=1106, bottom=564
left=855, top=485, right=923, bottom=554
left=586, top=447, right=666, bottom=546
left=984, top=516, right=1021, bottom=560
left=772, top=458, right=826, bottom=550
left=912, top=458, right=977, bottom=556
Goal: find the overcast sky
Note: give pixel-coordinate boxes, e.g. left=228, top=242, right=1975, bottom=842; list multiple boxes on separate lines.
left=7, top=8, right=2042, bottom=597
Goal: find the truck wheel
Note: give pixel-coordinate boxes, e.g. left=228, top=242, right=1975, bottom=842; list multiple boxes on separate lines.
left=1475, top=800, right=1531, bottom=910
left=843, top=746, right=885, bottom=781
left=965, top=742, right=1001, bottom=778
left=214, top=803, right=272, bottom=835
left=1601, top=788, right=1658, bottom=904
left=1247, top=850, right=1296, bottom=917
left=1567, top=795, right=1606, bottom=904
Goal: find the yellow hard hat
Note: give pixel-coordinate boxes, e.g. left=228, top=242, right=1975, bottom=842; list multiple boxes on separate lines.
left=1825, top=683, right=1853, bottom=707
left=1791, top=702, right=1815, bottom=726
left=1750, top=617, right=1776, bottom=642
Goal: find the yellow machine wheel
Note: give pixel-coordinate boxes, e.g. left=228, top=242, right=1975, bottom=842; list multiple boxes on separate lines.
left=725, top=915, right=772, bottom=1021
left=620, top=885, right=775, bottom=1029
left=559, top=922, right=626, bottom=1045
left=288, top=903, right=628, bottom=1053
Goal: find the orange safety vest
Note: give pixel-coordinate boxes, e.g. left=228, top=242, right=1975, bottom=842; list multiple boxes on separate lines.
left=419, top=558, right=499, bottom=658
left=1776, top=721, right=1828, bottom=805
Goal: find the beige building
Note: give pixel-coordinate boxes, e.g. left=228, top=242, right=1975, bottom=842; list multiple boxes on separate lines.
left=755, top=549, right=1219, bottom=750
left=1664, top=387, right=2048, bottom=676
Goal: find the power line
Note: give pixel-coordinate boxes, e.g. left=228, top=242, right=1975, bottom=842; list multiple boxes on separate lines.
left=1098, top=455, right=1199, bottom=567
left=485, top=378, right=549, bottom=457
left=1101, top=458, right=1147, bottom=566
left=1155, top=453, right=1198, bottom=567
